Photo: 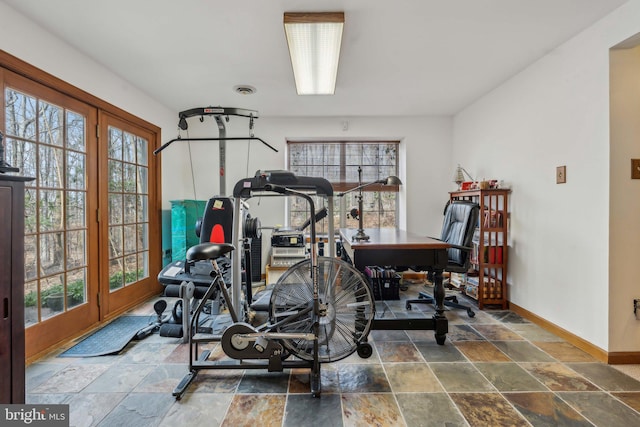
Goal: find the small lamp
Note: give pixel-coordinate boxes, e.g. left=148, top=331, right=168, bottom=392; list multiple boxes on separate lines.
left=337, top=167, right=403, bottom=241
left=453, top=164, right=474, bottom=190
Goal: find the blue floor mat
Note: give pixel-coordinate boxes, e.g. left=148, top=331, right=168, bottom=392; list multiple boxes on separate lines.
left=58, top=315, right=152, bottom=357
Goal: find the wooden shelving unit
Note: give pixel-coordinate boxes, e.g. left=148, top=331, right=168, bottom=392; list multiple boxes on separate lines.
left=450, top=188, right=510, bottom=309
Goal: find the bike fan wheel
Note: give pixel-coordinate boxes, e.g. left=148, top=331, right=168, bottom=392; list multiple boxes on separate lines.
left=269, top=257, right=374, bottom=362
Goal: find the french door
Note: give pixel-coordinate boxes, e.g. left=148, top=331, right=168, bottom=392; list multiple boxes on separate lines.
left=3, top=71, right=99, bottom=357
left=98, top=113, right=160, bottom=317
left=2, top=67, right=161, bottom=358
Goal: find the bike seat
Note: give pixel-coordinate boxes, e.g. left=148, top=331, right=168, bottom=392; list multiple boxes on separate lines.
left=186, top=243, right=235, bottom=261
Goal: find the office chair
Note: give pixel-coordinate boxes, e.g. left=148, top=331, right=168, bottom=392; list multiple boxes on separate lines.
left=405, top=200, right=480, bottom=317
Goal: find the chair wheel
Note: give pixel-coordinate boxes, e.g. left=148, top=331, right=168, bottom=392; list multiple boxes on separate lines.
left=467, top=308, right=476, bottom=318
left=451, top=296, right=458, bottom=303
left=357, top=343, right=373, bottom=359
left=405, top=302, right=412, bottom=310
left=435, top=334, right=446, bottom=345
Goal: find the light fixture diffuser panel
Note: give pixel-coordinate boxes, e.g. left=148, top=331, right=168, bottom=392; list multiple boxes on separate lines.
left=284, top=12, right=344, bottom=95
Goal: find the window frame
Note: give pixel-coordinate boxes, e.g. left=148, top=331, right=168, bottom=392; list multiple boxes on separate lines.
left=286, top=140, right=400, bottom=234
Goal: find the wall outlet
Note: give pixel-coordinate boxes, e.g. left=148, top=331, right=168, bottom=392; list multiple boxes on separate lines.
left=556, top=166, right=566, bottom=184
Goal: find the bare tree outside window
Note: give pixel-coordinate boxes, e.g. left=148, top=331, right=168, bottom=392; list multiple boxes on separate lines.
left=4, top=88, right=88, bottom=325
left=4, top=87, right=151, bottom=327
left=287, top=141, right=399, bottom=235
left=107, top=126, right=149, bottom=292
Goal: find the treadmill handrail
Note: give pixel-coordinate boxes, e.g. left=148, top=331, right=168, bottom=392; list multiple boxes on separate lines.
left=233, top=170, right=334, bottom=198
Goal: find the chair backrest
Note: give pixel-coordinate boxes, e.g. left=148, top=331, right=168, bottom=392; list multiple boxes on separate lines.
left=440, top=200, right=480, bottom=270
left=199, top=197, right=234, bottom=244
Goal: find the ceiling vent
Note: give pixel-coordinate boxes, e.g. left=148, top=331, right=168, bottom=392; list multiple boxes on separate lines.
left=234, top=85, right=256, bottom=95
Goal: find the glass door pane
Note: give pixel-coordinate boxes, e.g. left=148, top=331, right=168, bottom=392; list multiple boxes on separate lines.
left=4, top=87, right=89, bottom=324
left=106, top=126, right=149, bottom=293
left=99, top=112, right=158, bottom=316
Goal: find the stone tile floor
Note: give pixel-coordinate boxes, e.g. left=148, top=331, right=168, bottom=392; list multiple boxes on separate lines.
left=26, top=284, right=640, bottom=426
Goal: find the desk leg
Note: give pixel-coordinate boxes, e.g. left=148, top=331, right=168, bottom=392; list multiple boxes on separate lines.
left=432, top=269, right=445, bottom=315
left=432, top=269, right=448, bottom=345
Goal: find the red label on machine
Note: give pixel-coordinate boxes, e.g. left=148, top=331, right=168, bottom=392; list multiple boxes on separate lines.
left=209, top=224, right=226, bottom=243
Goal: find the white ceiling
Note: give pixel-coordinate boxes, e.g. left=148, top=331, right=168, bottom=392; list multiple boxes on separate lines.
left=2, top=0, right=629, bottom=117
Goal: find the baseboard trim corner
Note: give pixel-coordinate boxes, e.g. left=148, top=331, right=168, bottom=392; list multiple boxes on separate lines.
left=607, top=352, right=640, bottom=364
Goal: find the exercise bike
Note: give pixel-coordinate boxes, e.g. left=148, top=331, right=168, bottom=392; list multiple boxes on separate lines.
left=173, top=174, right=375, bottom=399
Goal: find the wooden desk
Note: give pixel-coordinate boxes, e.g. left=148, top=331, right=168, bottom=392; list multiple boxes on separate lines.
left=339, top=228, right=450, bottom=344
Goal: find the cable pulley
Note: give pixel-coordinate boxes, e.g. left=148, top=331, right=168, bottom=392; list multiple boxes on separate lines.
left=243, top=215, right=261, bottom=239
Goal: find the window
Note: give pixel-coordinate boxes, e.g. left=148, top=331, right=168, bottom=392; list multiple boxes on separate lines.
left=287, top=141, right=399, bottom=234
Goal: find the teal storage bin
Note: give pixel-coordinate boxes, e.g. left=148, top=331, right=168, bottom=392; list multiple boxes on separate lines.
left=161, top=209, right=172, bottom=266
left=171, top=199, right=206, bottom=261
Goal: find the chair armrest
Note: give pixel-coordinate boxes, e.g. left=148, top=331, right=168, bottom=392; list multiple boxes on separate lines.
left=426, top=236, right=472, bottom=253
left=448, top=243, right=473, bottom=252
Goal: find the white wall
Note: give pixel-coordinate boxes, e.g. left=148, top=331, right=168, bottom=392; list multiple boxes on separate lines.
left=453, top=0, right=640, bottom=352
left=0, top=1, right=178, bottom=203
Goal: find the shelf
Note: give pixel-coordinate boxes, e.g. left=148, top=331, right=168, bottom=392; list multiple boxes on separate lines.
left=472, top=263, right=505, bottom=269
left=451, top=188, right=510, bottom=310
left=479, top=228, right=506, bottom=234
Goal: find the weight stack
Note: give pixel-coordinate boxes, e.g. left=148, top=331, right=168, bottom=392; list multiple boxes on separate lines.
left=250, top=235, right=262, bottom=282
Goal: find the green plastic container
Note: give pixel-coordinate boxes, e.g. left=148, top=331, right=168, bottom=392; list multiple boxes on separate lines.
left=170, top=199, right=206, bottom=261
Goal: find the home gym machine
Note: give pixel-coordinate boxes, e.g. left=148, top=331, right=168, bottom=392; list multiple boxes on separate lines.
left=154, top=107, right=273, bottom=341
left=170, top=171, right=376, bottom=399
left=154, top=108, right=375, bottom=397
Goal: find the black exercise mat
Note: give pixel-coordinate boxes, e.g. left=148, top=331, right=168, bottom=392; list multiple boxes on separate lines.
left=58, top=315, right=152, bottom=357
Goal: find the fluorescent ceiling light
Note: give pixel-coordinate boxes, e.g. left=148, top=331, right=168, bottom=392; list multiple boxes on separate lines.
left=284, top=12, right=344, bottom=95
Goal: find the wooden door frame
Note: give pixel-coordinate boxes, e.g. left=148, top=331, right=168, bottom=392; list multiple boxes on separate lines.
left=98, top=111, right=162, bottom=319
left=2, top=70, right=101, bottom=358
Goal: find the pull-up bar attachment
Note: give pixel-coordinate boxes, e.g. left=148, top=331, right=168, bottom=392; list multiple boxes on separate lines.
left=153, top=136, right=278, bottom=156
left=153, top=106, right=277, bottom=196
